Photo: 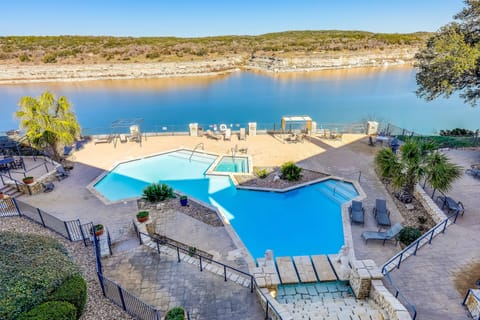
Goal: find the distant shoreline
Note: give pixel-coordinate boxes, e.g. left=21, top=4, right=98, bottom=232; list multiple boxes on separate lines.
left=0, top=49, right=416, bottom=84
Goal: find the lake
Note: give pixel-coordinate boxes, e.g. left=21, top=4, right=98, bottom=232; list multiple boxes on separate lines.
left=0, top=66, right=478, bottom=135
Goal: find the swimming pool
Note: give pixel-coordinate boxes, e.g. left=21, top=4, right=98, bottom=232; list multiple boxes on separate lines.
left=93, top=150, right=358, bottom=258
left=213, top=156, right=250, bottom=173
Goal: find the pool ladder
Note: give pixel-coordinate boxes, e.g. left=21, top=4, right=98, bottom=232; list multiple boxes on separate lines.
left=189, top=143, right=204, bottom=161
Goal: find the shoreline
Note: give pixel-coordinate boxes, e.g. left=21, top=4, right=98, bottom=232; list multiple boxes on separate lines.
left=0, top=49, right=416, bottom=84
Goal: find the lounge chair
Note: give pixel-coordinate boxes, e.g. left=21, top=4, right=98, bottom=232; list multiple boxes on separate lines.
left=373, top=199, right=391, bottom=227
left=94, top=135, right=112, bottom=144
left=362, top=222, right=403, bottom=245
left=348, top=200, right=365, bottom=225
left=205, top=130, right=222, bottom=140
left=239, top=128, right=246, bottom=140
left=42, top=182, right=55, bottom=193
left=119, top=134, right=127, bottom=143
left=55, top=166, right=70, bottom=181
left=224, top=129, right=231, bottom=141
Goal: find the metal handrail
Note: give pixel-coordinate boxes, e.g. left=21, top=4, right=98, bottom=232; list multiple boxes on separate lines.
left=463, top=288, right=480, bottom=320
left=381, top=210, right=460, bottom=273
left=383, top=271, right=417, bottom=319
left=138, top=231, right=284, bottom=320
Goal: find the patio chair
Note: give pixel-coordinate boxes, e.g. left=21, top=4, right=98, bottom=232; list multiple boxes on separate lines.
left=362, top=222, right=403, bottom=245
left=205, top=130, right=222, bottom=140
left=55, top=166, right=70, bottom=181
left=42, top=182, right=55, bottom=193
left=349, top=200, right=365, bottom=225
left=119, top=134, right=128, bottom=143
left=373, top=198, right=391, bottom=227
left=457, top=201, right=465, bottom=216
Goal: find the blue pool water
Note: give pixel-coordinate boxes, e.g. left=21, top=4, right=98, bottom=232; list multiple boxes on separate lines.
left=213, top=156, right=249, bottom=173
left=94, top=150, right=358, bottom=258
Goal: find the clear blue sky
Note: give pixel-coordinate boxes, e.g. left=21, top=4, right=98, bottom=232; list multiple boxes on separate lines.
left=1, top=0, right=466, bottom=37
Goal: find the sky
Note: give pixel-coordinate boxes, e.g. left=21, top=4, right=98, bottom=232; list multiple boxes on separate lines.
left=0, top=0, right=466, bottom=37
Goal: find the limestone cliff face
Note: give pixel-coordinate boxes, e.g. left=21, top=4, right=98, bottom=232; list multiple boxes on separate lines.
left=0, top=48, right=417, bottom=84
left=245, top=48, right=417, bottom=72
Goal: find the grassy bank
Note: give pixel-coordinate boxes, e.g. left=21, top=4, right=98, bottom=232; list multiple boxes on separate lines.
left=0, top=31, right=430, bottom=65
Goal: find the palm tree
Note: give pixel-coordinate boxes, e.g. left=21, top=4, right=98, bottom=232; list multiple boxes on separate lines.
left=424, top=151, right=463, bottom=198
left=375, top=138, right=461, bottom=197
left=15, top=91, right=81, bottom=162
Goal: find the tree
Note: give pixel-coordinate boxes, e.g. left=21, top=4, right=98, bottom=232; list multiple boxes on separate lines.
left=375, top=139, right=460, bottom=196
left=15, top=91, right=81, bottom=162
left=415, top=0, right=480, bottom=106
left=424, top=152, right=463, bottom=198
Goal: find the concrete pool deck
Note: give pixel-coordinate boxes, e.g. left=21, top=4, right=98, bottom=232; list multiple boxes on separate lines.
left=13, top=133, right=479, bottom=319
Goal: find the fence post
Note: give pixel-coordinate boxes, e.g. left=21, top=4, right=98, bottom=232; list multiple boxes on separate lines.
left=428, top=230, right=434, bottom=244
left=118, top=286, right=127, bottom=311
left=251, top=276, right=254, bottom=293
left=442, top=220, right=448, bottom=233
left=224, top=265, right=227, bottom=282
left=12, top=197, right=22, bottom=216
left=199, top=256, right=203, bottom=272
left=97, top=272, right=106, bottom=296
left=413, top=241, right=420, bottom=255
left=265, top=300, right=269, bottom=320
left=37, top=208, right=46, bottom=227
left=177, top=247, right=180, bottom=262
left=396, top=252, right=403, bottom=269
left=64, top=221, right=73, bottom=241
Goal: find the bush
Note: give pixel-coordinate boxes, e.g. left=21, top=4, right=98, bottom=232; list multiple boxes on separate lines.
left=136, top=211, right=149, bottom=219
left=255, top=168, right=267, bottom=179
left=398, top=227, right=422, bottom=246
left=280, top=161, right=302, bottom=181
left=18, top=301, right=77, bottom=320
left=48, top=275, right=87, bottom=319
left=142, top=183, right=175, bottom=202
left=165, top=306, right=185, bottom=320
left=0, top=232, right=80, bottom=320
left=41, top=53, right=57, bottom=63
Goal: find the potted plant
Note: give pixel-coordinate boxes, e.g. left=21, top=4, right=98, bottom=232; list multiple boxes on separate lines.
left=179, top=195, right=188, bottom=206
left=136, top=211, right=149, bottom=223
left=0, top=191, right=4, bottom=199
left=93, top=224, right=104, bottom=237
left=164, top=306, right=186, bottom=320
left=23, top=176, right=34, bottom=184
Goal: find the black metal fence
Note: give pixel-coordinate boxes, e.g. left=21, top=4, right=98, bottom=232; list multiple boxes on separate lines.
left=92, top=227, right=162, bottom=320
left=135, top=229, right=283, bottom=320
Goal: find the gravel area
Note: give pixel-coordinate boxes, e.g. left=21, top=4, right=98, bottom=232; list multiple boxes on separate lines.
left=0, top=216, right=134, bottom=320
left=235, top=167, right=328, bottom=189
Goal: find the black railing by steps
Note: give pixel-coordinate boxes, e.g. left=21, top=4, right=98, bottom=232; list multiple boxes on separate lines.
left=135, top=229, right=283, bottom=320
left=380, top=209, right=462, bottom=320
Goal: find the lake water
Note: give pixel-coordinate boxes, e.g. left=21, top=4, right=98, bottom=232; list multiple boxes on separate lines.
left=1, top=66, right=478, bottom=135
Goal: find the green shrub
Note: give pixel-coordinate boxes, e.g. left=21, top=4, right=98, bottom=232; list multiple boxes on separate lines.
left=136, top=211, right=149, bottom=219
left=142, top=183, right=175, bottom=202
left=165, top=306, right=186, bottom=320
left=19, top=54, right=30, bottom=62
left=398, top=227, right=422, bottom=246
left=280, top=161, right=302, bottom=181
left=255, top=168, right=267, bottom=179
left=41, top=53, right=57, bottom=63
left=18, top=301, right=77, bottom=320
left=48, top=275, right=87, bottom=319
left=0, top=232, right=79, bottom=320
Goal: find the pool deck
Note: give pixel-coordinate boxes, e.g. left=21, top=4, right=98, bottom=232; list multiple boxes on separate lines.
left=12, top=133, right=480, bottom=319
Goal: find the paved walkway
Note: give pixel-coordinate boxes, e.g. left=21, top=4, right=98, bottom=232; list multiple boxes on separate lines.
left=103, top=245, right=264, bottom=320
left=388, top=149, right=480, bottom=319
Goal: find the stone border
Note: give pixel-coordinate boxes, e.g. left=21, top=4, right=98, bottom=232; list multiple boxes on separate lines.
left=414, top=184, right=448, bottom=224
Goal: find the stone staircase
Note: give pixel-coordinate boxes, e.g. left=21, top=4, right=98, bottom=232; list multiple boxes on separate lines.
left=277, top=282, right=388, bottom=320
left=0, top=184, right=23, bottom=198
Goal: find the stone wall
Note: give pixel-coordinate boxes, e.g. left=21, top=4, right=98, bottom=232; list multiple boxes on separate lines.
left=350, top=259, right=412, bottom=320
left=370, top=280, right=412, bottom=320
left=414, top=185, right=447, bottom=224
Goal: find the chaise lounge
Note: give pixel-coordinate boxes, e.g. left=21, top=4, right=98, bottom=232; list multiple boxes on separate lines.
left=348, top=200, right=365, bottom=225
left=373, top=198, right=391, bottom=227
left=55, top=166, right=70, bottom=181
left=362, top=222, right=403, bottom=245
